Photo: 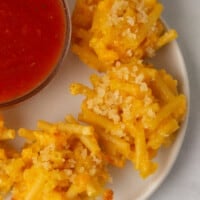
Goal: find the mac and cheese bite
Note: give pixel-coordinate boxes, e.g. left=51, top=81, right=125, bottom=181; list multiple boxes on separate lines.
left=72, top=0, right=177, bottom=71
left=0, top=116, right=113, bottom=200
left=0, top=116, right=18, bottom=199
left=70, top=60, right=186, bottom=178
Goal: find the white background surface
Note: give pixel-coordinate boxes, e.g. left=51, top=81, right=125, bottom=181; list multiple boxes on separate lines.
left=150, top=0, right=200, bottom=200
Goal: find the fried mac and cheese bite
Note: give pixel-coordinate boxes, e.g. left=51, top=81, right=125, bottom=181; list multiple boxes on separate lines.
left=0, top=116, right=19, bottom=199
left=0, top=116, right=113, bottom=200
left=72, top=0, right=177, bottom=71
left=70, top=61, right=186, bottom=178
left=0, top=116, right=15, bottom=141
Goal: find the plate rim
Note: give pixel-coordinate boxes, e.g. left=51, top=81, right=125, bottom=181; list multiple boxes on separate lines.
left=139, top=40, right=190, bottom=200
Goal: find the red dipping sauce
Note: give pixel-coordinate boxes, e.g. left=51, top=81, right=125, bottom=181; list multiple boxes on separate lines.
left=0, top=0, right=68, bottom=106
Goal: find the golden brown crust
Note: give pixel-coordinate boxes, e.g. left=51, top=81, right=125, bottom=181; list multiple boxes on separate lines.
left=104, top=189, right=114, bottom=200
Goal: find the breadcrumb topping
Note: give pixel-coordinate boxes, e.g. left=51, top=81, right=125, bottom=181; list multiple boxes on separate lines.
left=84, top=61, right=160, bottom=138
left=108, top=0, right=129, bottom=26
left=122, top=28, right=137, bottom=39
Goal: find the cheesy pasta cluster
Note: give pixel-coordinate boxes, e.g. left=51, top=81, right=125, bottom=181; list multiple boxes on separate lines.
left=0, top=116, right=112, bottom=200
left=72, top=0, right=177, bottom=71
left=0, top=117, right=18, bottom=198
left=70, top=60, right=186, bottom=178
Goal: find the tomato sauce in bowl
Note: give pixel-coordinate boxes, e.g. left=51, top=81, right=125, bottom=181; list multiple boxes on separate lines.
left=0, top=0, right=71, bottom=107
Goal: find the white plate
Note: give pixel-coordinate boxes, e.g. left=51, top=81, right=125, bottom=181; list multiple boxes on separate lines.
left=2, top=1, right=190, bottom=199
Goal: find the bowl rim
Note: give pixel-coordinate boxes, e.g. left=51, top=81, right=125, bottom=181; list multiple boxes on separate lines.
left=0, top=0, right=72, bottom=108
